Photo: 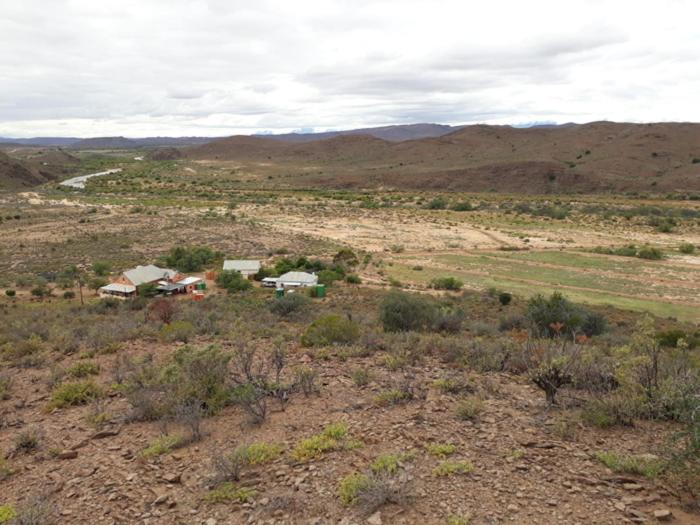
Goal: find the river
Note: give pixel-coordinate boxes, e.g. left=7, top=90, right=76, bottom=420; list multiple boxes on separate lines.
left=60, top=168, right=123, bottom=189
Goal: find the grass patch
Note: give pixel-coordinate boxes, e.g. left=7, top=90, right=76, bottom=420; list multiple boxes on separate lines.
left=455, top=396, right=485, bottom=421
left=594, top=451, right=663, bottom=478
left=291, top=422, right=350, bottom=461
left=425, top=443, right=456, bottom=458
left=66, top=361, right=100, bottom=378
left=338, top=472, right=374, bottom=506
left=205, top=483, right=256, bottom=503
left=0, top=505, right=16, bottom=523
left=141, top=435, right=184, bottom=458
left=433, top=460, right=474, bottom=477
left=238, top=442, right=282, bottom=465
left=48, top=380, right=103, bottom=409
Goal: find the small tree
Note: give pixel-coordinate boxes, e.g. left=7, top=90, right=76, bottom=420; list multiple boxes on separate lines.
left=526, top=292, right=584, bottom=338
left=147, top=298, right=177, bottom=324
left=92, top=261, right=111, bottom=276
left=216, top=271, right=252, bottom=293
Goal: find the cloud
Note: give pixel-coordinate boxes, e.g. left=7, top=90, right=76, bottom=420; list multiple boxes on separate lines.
left=0, top=0, right=699, bottom=137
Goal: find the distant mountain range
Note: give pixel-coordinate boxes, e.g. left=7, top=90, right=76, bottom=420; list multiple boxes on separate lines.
left=0, top=123, right=467, bottom=149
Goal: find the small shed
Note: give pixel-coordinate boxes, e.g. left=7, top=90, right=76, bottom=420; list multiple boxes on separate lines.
left=222, top=260, right=261, bottom=279
left=177, top=276, right=203, bottom=294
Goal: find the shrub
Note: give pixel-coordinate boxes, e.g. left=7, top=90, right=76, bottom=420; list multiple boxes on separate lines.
left=456, top=397, right=485, bottom=421
left=146, top=298, right=177, bottom=324
left=66, top=361, right=100, bottom=378
left=594, top=451, right=663, bottom=478
left=159, top=320, right=195, bottom=343
left=530, top=359, right=573, bottom=406
left=679, top=243, right=696, bottom=254
left=379, top=291, right=437, bottom=332
left=498, top=292, right=512, bottom=306
left=216, top=270, right=252, bottom=293
left=15, top=428, right=42, bottom=454
left=294, top=365, right=319, bottom=396
left=373, top=388, right=412, bottom=407
left=30, top=285, right=49, bottom=298
left=0, top=505, right=15, bottom=523
left=371, top=453, right=405, bottom=474
left=0, top=373, right=12, bottom=400
left=433, top=460, right=474, bottom=477
left=430, top=277, right=463, bottom=291
left=433, top=377, right=470, bottom=394
left=581, top=312, right=607, bottom=336
left=301, top=314, right=360, bottom=347
left=425, top=443, right=456, bottom=458
left=425, top=197, right=448, bottom=210
left=205, top=483, right=256, bottom=503
left=581, top=396, right=639, bottom=428
left=137, top=282, right=158, bottom=297
left=637, top=246, right=664, bottom=260
left=10, top=493, right=57, bottom=525
left=345, top=273, right=362, bottom=284
left=4, top=290, right=15, bottom=297
left=141, top=434, right=183, bottom=458
left=339, top=473, right=374, bottom=505
left=333, top=248, right=359, bottom=269
left=162, top=246, right=219, bottom=272
left=526, top=292, right=585, bottom=337
left=49, top=380, right=103, bottom=409
left=269, top=293, right=309, bottom=317
left=451, top=201, right=474, bottom=211
left=88, top=277, right=108, bottom=291
left=239, top=442, right=283, bottom=465
left=62, top=290, right=75, bottom=299
left=291, top=422, right=349, bottom=461
left=317, top=269, right=344, bottom=286
left=351, top=368, right=371, bottom=387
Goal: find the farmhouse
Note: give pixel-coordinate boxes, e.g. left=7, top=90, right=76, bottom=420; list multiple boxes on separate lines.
left=100, top=264, right=184, bottom=299
left=222, top=259, right=261, bottom=279
left=276, top=271, right=318, bottom=288
left=115, top=264, right=182, bottom=287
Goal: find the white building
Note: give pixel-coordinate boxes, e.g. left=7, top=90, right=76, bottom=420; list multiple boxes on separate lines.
left=222, top=260, right=261, bottom=279
left=276, top=271, right=318, bottom=288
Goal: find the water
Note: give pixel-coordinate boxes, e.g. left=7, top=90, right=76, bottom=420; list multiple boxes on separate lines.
left=60, top=168, right=123, bottom=189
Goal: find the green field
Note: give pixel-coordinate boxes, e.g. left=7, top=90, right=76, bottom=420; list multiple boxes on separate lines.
left=387, top=250, right=700, bottom=322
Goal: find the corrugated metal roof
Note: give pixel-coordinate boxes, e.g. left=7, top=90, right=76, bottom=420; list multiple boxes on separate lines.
left=178, top=276, right=202, bottom=285
left=100, top=283, right=136, bottom=293
left=223, top=260, right=261, bottom=272
left=277, top=271, right=318, bottom=284
left=123, top=265, right=176, bottom=286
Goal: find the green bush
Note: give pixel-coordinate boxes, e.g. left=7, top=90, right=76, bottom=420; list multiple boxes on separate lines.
left=301, top=314, right=360, bottom=347
left=456, top=397, right=485, bottom=421
left=379, top=291, right=438, bottom=332
left=49, top=380, right=103, bottom=409
left=498, top=292, right=512, bottom=306
left=92, top=261, right=111, bottom=276
left=67, top=361, right=100, bottom=378
left=338, top=473, right=374, bottom=505
left=430, top=277, right=463, bottom=291
left=433, top=460, right=474, bottom=477
left=269, top=293, right=309, bottom=317
left=205, top=483, right=256, bottom=503
left=216, top=270, right=252, bottom=293
left=345, top=274, right=362, bottom=284
left=4, top=290, right=15, bottom=297
left=291, top=422, right=349, bottom=461
left=424, top=197, right=448, bottom=210
left=162, top=246, right=220, bottom=272
left=637, top=246, right=664, bottom=260
left=317, top=269, right=343, bottom=286
left=425, top=443, right=456, bottom=458
left=0, top=505, right=16, bottom=523
left=141, top=434, right=183, bottom=458
left=526, top=292, right=585, bottom=337
left=159, top=320, right=195, bottom=342
left=594, top=451, right=663, bottom=478
left=679, top=243, right=696, bottom=254
left=450, top=201, right=474, bottom=211
left=137, top=282, right=159, bottom=297
left=63, top=290, right=76, bottom=299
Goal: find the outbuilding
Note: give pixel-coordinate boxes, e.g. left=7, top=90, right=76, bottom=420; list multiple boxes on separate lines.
left=98, top=283, right=136, bottom=299
left=222, top=260, right=261, bottom=279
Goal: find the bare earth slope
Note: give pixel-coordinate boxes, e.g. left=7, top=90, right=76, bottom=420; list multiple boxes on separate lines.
left=187, top=122, right=700, bottom=193
left=0, top=150, right=58, bottom=188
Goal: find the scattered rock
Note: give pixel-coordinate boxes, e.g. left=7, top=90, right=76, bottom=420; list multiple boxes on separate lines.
left=653, top=509, right=672, bottom=520
left=57, top=450, right=78, bottom=460
left=366, top=511, right=382, bottom=525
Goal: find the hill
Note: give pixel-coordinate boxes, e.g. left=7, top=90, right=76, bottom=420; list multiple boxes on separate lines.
left=259, top=123, right=462, bottom=142
left=187, top=122, right=700, bottom=193
left=0, top=150, right=58, bottom=188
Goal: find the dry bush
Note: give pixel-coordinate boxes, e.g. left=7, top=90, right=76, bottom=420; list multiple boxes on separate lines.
left=12, top=492, right=57, bottom=525
left=294, top=366, right=319, bottom=397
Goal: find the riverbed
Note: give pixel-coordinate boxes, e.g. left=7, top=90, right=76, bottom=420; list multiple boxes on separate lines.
left=60, top=168, right=123, bottom=189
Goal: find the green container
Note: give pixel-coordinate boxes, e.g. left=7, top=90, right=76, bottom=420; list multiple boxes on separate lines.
left=275, top=288, right=284, bottom=298
left=196, top=282, right=206, bottom=290
left=316, top=284, right=326, bottom=298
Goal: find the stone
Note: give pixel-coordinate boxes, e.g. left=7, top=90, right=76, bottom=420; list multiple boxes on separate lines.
left=205, top=519, right=218, bottom=525
left=57, top=450, right=78, bottom=460
left=92, top=427, right=120, bottom=439
left=366, top=511, right=382, bottom=525
left=653, top=509, right=672, bottom=520
left=163, top=473, right=181, bottom=484
left=623, top=483, right=643, bottom=491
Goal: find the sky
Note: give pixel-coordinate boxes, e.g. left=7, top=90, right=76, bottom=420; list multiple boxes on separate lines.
left=1, top=0, right=699, bottom=137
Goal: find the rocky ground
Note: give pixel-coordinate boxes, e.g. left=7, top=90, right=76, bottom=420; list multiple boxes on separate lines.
left=1, top=336, right=696, bottom=525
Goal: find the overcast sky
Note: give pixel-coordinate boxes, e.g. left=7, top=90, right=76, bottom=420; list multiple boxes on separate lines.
left=1, top=0, right=699, bottom=137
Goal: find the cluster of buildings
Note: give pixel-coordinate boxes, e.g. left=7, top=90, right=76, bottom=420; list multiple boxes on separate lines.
left=98, top=259, right=319, bottom=300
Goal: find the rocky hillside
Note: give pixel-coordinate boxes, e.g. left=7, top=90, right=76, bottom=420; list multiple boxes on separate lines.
left=187, top=122, right=700, bottom=193
left=0, top=150, right=58, bottom=188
